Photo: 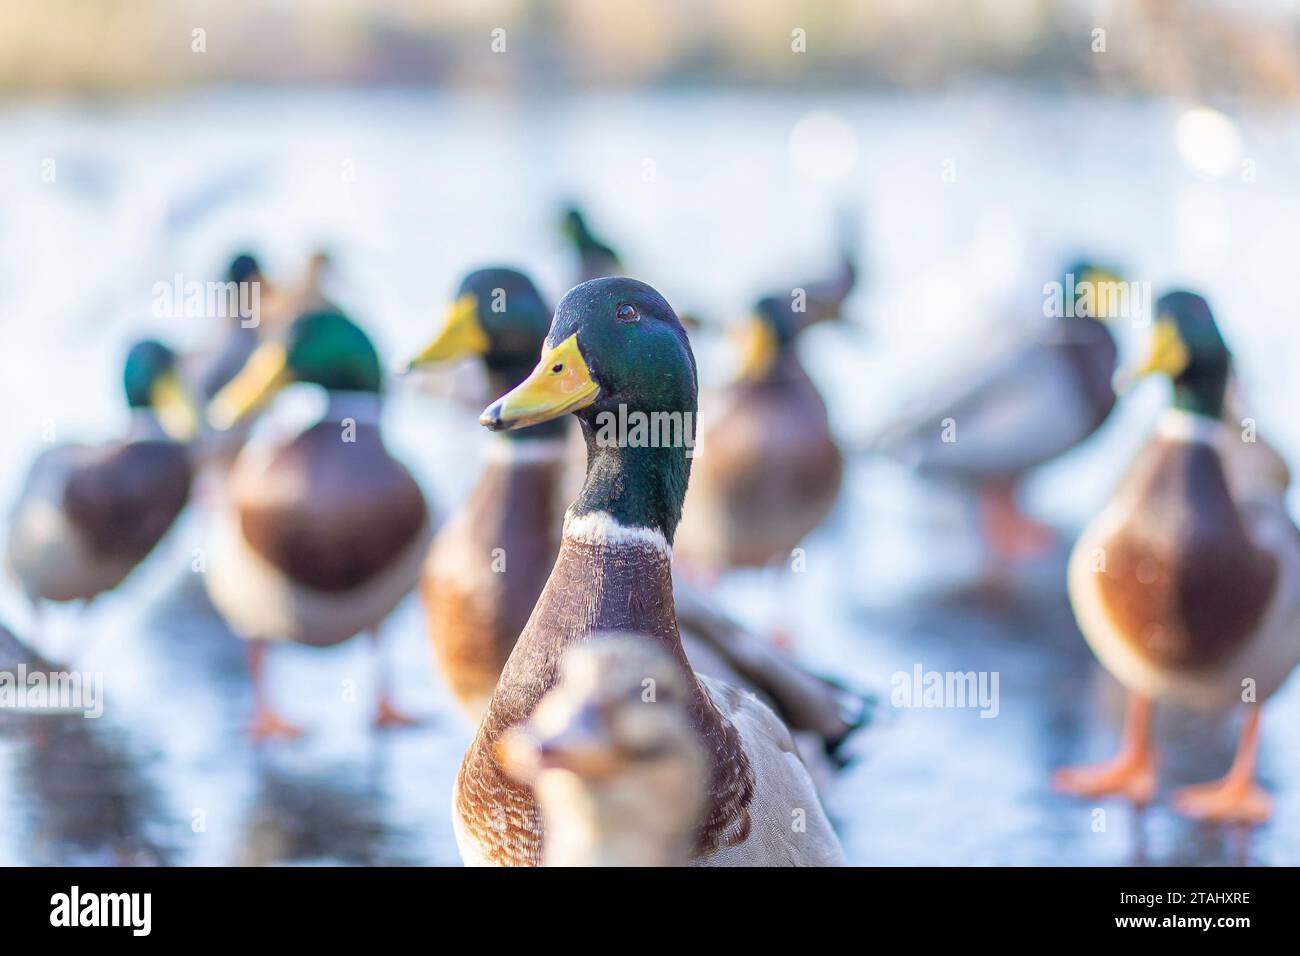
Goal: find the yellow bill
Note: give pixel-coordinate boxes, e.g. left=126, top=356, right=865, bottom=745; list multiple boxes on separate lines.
left=406, top=293, right=489, bottom=370
left=734, top=314, right=777, bottom=382
left=1081, top=268, right=1121, bottom=289
left=1116, top=316, right=1190, bottom=391
left=208, top=341, right=291, bottom=431
left=150, top=369, right=200, bottom=443
left=480, top=332, right=598, bottom=431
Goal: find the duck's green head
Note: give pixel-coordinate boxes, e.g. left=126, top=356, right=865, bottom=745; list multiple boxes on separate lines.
left=732, top=294, right=803, bottom=381
left=481, top=277, right=695, bottom=432
left=123, top=339, right=199, bottom=441
left=227, top=252, right=263, bottom=285
left=1127, top=290, right=1230, bottom=418
left=406, top=267, right=551, bottom=375
left=208, top=309, right=382, bottom=430
left=481, top=277, right=696, bottom=537
left=560, top=206, right=588, bottom=242
left=1060, top=259, right=1124, bottom=321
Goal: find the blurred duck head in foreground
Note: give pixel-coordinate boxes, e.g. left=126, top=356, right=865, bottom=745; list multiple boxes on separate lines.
left=498, top=633, right=710, bottom=867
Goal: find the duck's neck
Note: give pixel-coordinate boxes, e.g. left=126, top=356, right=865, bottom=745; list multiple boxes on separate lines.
left=322, top=390, right=382, bottom=426
left=570, top=418, right=692, bottom=542
left=1172, top=376, right=1226, bottom=420
left=127, top=407, right=168, bottom=441
left=571, top=220, right=600, bottom=252
left=1155, top=406, right=1226, bottom=445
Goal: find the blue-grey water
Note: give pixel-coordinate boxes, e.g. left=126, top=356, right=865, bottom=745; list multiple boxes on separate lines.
left=1, top=89, right=1298, bottom=865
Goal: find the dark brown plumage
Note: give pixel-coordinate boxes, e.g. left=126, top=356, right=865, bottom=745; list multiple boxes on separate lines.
left=237, top=423, right=427, bottom=592
left=62, top=441, right=192, bottom=564
left=1095, top=438, right=1277, bottom=670
left=679, top=354, right=843, bottom=569
left=421, top=451, right=566, bottom=715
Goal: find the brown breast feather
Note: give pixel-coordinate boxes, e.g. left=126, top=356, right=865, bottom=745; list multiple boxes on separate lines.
left=698, top=360, right=843, bottom=566
left=422, top=455, right=565, bottom=710
left=1096, top=438, right=1278, bottom=670
left=62, top=440, right=193, bottom=563
left=238, top=422, right=428, bottom=591
left=455, top=536, right=754, bottom=866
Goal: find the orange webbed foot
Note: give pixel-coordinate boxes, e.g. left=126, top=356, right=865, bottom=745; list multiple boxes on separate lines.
left=1053, top=755, right=1157, bottom=805
left=1172, top=777, right=1271, bottom=826
left=373, top=697, right=422, bottom=730
left=249, top=708, right=305, bottom=743
left=979, top=484, right=1055, bottom=560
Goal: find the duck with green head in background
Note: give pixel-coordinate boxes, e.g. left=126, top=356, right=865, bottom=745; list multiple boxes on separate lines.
left=560, top=205, right=622, bottom=283
left=451, top=276, right=846, bottom=866
left=873, top=260, right=1123, bottom=559
left=673, top=234, right=855, bottom=646
left=205, top=308, right=432, bottom=741
left=1054, top=290, right=1300, bottom=824
left=7, top=339, right=198, bottom=657
left=407, top=267, right=571, bottom=719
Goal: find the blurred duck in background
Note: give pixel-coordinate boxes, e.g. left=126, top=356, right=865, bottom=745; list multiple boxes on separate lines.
left=674, top=230, right=855, bottom=642
left=1054, top=291, right=1300, bottom=824
left=6, top=340, right=197, bottom=657
left=183, top=252, right=270, bottom=482
left=407, top=270, right=867, bottom=760
left=285, top=249, right=341, bottom=319
left=873, top=260, right=1122, bottom=559
left=407, top=267, right=568, bottom=719
left=453, top=277, right=845, bottom=866
left=498, top=634, right=710, bottom=867
left=191, top=253, right=267, bottom=403
left=205, top=309, right=433, bottom=740
left=560, top=205, right=623, bottom=283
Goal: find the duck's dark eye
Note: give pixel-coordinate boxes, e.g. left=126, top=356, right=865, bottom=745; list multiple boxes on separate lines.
left=616, top=304, right=639, bottom=323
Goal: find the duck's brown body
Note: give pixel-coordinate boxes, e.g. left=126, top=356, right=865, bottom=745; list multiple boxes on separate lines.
left=421, top=441, right=567, bottom=717
left=238, top=422, right=427, bottom=593
left=454, top=526, right=754, bottom=867
left=1092, top=438, right=1276, bottom=670
left=207, top=418, right=431, bottom=648
left=678, top=356, right=842, bottom=570
left=8, top=440, right=192, bottom=603
left=1070, top=413, right=1300, bottom=709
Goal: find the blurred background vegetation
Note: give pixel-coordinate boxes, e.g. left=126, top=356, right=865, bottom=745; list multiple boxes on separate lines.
left=3, top=0, right=1299, bottom=99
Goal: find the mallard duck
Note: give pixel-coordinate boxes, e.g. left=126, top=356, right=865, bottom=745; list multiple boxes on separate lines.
left=205, top=309, right=433, bottom=740
left=1054, top=290, right=1300, bottom=824
left=675, top=288, right=848, bottom=574
left=179, top=253, right=272, bottom=481
left=407, top=269, right=869, bottom=755
left=498, top=633, right=711, bottom=867
left=453, top=276, right=845, bottom=866
left=406, top=267, right=568, bottom=719
left=7, top=339, right=197, bottom=641
left=561, top=205, right=622, bottom=283
left=874, top=261, right=1122, bottom=558
left=191, top=253, right=265, bottom=403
